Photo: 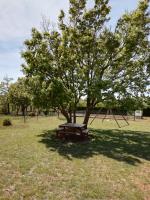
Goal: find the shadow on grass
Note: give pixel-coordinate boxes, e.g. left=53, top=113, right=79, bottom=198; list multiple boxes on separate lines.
left=38, top=128, right=150, bottom=165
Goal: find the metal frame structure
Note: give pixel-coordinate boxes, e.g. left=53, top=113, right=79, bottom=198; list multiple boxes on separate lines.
left=90, top=109, right=130, bottom=128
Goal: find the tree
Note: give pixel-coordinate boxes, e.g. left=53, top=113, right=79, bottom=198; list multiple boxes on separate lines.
left=22, top=0, right=150, bottom=125
left=0, top=76, right=13, bottom=114
left=8, top=78, right=31, bottom=121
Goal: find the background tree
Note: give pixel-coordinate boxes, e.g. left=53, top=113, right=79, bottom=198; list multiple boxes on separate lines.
left=8, top=78, right=31, bottom=122
left=0, top=76, right=13, bottom=114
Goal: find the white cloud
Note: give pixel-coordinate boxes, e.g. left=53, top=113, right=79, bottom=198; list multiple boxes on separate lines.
left=0, top=51, right=23, bottom=80
left=0, top=0, right=69, bottom=81
left=0, top=0, right=69, bottom=41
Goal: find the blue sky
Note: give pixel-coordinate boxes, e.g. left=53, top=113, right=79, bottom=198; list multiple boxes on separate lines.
left=0, top=0, right=139, bottom=81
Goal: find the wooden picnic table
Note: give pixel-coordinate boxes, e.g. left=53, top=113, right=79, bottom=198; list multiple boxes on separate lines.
left=56, top=123, right=88, bottom=139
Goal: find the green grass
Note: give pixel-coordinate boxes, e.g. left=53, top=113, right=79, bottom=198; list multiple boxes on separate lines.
left=0, top=115, right=150, bottom=200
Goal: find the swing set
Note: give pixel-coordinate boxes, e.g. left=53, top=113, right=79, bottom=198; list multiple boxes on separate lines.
left=89, top=90, right=132, bottom=129
left=90, top=108, right=130, bottom=128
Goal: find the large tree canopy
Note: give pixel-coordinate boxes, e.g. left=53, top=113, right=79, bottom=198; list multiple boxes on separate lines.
left=22, top=0, right=150, bottom=124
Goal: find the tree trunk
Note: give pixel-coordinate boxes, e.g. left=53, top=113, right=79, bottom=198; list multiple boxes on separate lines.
left=57, top=110, right=60, bottom=118
left=83, top=107, right=91, bottom=125
left=60, top=108, right=72, bottom=123
left=69, top=109, right=72, bottom=122
left=37, top=109, right=39, bottom=120
left=7, top=103, right=10, bottom=114
left=134, top=110, right=136, bottom=121
left=16, top=106, right=20, bottom=116
left=22, top=106, right=26, bottom=123
left=73, top=110, right=76, bottom=123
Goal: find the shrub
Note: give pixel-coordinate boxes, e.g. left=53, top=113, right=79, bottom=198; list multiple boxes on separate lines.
left=3, top=119, right=12, bottom=126
left=43, top=110, right=49, bottom=116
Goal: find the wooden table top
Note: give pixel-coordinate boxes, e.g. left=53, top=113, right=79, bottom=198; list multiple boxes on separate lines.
left=59, top=123, right=86, bottom=128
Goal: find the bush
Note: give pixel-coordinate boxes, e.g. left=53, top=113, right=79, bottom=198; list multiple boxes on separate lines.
left=3, top=119, right=12, bottom=126
left=43, top=110, right=49, bottom=116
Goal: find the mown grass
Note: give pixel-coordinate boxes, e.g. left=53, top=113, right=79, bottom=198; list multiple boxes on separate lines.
left=0, top=115, right=150, bottom=200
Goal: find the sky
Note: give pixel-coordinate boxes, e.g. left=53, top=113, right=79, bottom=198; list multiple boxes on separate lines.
left=0, top=0, right=140, bottom=81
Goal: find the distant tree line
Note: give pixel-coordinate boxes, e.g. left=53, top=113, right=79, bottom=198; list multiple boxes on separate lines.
left=0, top=76, right=150, bottom=118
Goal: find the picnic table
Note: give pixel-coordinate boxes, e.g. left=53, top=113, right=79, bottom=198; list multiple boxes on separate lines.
left=56, top=123, right=89, bottom=139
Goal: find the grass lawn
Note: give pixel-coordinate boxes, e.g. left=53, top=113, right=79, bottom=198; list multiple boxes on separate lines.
left=0, top=115, right=150, bottom=200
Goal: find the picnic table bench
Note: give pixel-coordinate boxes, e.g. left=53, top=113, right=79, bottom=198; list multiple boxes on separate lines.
left=56, top=123, right=89, bottom=139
